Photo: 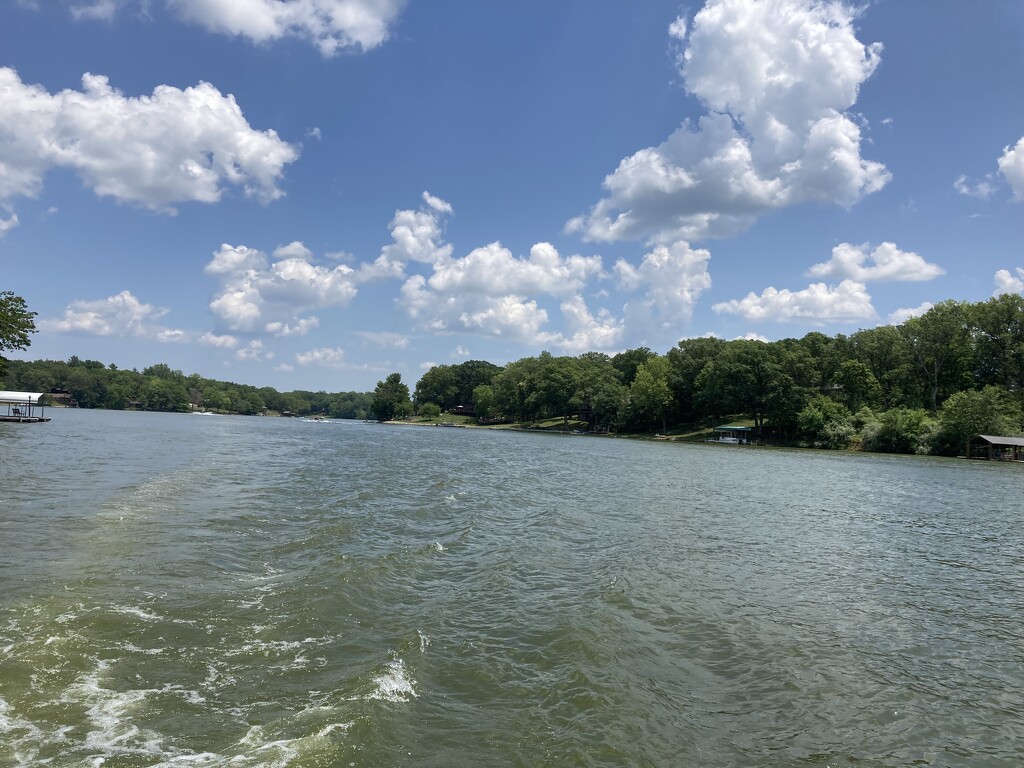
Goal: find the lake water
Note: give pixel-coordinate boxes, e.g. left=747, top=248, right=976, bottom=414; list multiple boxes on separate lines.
left=2, top=409, right=1023, bottom=767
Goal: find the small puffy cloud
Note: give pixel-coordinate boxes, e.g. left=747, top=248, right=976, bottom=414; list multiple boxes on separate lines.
left=71, top=0, right=120, bottom=20
left=0, top=211, right=18, bottom=237
left=452, top=345, right=470, bottom=358
left=157, top=329, right=186, bottom=343
left=296, top=346, right=347, bottom=368
left=807, top=242, right=944, bottom=282
left=998, top=137, right=1024, bottom=201
left=735, top=331, right=769, bottom=342
left=362, top=193, right=454, bottom=280
left=994, top=267, right=1024, bottom=297
left=422, top=190, right=453, bottom=214
left=204, top=243, right=267, bottom=275
left=265, top=316, right=319, bottom=336
left=275, top=363, right=295, bottom=372
left=572, top=0, right=888, bottom=243
left=356, top=331, right=410, bottom=348
left=713, top=279, right=875, bottom=322
left=199, top=331, right=239, bottom=348
left=614, top=240, right=712, bottom=340
left=668, top=16, right=687, bottom=41
left=0, top=68, right=298, bottom=212
left=170, top=0, right=408, bottom=55
left=953, top=173, right=996, bottom=200
left=206, top=241, right=358, bottom=331
left=235, top=340, right=270, bottom=362
left=887, top=302, right=933, bottom=325
left=40, top=290, right=172, bottom=337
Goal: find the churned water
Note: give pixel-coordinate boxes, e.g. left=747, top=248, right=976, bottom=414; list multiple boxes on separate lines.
left=2, top=409, right=1023, bottom=767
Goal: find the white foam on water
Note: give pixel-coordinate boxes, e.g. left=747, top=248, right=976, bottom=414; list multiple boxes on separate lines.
left=121, top=642, right=166, bottom=656
left=432, top=541, right=445, bottom=552
left=368, top=656, right=417, bottom=703
left=417, top=630, right=431, bottom=653
left=0, top=696, right=47, bottom=765
left=110, top=604, right=163, bottom=622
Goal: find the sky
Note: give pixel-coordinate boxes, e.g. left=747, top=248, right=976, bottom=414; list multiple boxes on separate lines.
left=2, top=0, right=1023, bottom=393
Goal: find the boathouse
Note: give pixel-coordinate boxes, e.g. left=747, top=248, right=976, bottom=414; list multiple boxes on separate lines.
left=0, top=391, right=51, bottom=423
left=965, top=434, right=1024, bottom=461
left=709, top=425, right=752, bottom=444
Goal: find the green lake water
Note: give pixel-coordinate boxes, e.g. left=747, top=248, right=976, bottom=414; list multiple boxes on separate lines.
left=2, top=409, right=1023, bottom=767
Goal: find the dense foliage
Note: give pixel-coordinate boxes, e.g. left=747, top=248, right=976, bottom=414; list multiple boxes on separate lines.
left=6, top=293, right=1024, bottom=455
left=0, top=291, right=37, bottom=377
left=1, top=357, right=372, bottom=418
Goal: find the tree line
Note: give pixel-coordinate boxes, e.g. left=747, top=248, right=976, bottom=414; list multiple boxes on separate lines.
left=1, top=357, right=373, bottom=419
left=5, top=291, right=1024, bottom=455
left=374, top=294, right=1024, bottom=456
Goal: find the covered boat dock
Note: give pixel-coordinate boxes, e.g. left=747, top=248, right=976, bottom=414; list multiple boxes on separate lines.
left=707, top=425, right=753, bottom=444
left=0, top=391, right=51, bottom=423
left=965, top=434, right=1024, bottom=462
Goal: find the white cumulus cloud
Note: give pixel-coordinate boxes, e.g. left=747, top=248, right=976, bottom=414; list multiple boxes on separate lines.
left=199, top=331, right=239, bottom=348
left=614, top=240, right=712, bottom=341
left=296, top=346, right=347, bottom=368
left=0, top=68, right=298, bottom=213
left=571, top=0, right=888, bottom=243
left=998, top=137, right=1024, bottom=202
left=398, top=240, right=608, bottom=348
left=170, top=0, right=407, bottom=55
left=994, top=267, right=1024, bottom=297
left=40, top=290, right=178, bottom=338
left=807, top=242, right=944, bottom=283
left=206, top=242, right=358, bottom=332
left=713, top=279, right=875, bottom=322
left=887, top=302, right=933, bottom=325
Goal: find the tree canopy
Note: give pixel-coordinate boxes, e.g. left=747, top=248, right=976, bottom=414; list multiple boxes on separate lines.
left=0, top=291, right=36, bottom=376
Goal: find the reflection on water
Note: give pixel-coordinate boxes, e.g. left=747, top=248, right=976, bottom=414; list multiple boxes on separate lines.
left=2, top=409, right=1023, bottom=766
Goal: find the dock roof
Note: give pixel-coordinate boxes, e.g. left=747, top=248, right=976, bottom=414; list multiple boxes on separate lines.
left=976, top=434, right=1024, bottom=447
left=0, top=391, right=44, bottom=405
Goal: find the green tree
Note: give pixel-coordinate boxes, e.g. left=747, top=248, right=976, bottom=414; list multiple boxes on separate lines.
left=371, top=373, right=412, bottom=421
left=970, top=293, right=1024, bottom=393
left=630, top=356, right=672, bottom=432
left=900, top=301, right=973, bottom=408
left=832, top=360, right=882, bottom=412
left=666, top=336, right=725, bottom=422
left=798, top=396, right=854, bottom=449
left=418, top=402, right=442, bottom=420
left=861, top=407, right=934, bottom=454
left=611, top=347, right=654, bottom=387
left=472, top=384, right=496, bottom=421
left=414, top=364, right=459, bottom=410
left=0, top=291, right=37, bottom=377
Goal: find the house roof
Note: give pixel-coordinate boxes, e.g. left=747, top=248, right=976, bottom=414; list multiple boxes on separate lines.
left=0, top=391, right=44, bottom=405
left=714, top=425, right=752, bottom=431
left=975, top=434, right=1024, bottom=447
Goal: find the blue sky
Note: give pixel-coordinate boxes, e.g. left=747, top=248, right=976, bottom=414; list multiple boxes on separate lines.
left=2, top=0, right=1023, bottom=392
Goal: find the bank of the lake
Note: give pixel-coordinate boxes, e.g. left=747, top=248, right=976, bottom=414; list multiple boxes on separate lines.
left=3, top=408, right=1023, bottom=767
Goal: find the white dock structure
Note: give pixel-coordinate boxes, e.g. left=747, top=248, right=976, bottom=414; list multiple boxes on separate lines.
left=0, top=391, right=51, bottom=423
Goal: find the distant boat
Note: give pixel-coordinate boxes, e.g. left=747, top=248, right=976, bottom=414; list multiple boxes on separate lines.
left=301, top=415, right=335, bottom=423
